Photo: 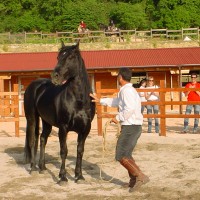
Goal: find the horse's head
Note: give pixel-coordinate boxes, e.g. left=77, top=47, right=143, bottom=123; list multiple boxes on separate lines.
left=51, top=40, right=81, bottom=85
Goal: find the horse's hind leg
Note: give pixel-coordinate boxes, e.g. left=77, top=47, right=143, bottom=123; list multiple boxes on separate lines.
left=39, top=120, right=52, bottom=172
left=24, top=114, right=39, bottom=172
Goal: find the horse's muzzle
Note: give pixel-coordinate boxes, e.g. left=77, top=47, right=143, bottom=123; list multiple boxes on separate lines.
left=51, top=72, right=67, bottom=85
left=51, top=72, right=60, bottom=85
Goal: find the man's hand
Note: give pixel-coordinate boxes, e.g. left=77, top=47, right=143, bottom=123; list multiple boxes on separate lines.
left=111, top=117, right=119, bottom=124
left=90, top=93, right=100, bottom=103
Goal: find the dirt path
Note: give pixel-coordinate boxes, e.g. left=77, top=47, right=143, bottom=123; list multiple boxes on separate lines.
left=0, top=116, right=200, bottom=200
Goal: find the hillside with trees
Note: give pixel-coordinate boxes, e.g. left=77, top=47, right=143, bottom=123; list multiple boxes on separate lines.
left=1, top=0, right=200, bottom=33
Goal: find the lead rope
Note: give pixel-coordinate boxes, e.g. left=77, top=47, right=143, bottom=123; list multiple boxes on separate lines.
left=100, top=119, right=121, bottom=182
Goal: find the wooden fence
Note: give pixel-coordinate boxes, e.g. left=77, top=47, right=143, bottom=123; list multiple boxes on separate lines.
left=0, top=84, right=19, bottom=137
left=0, top=27, right=199, bottom=44
left=96, top=80, right=200, bottom=137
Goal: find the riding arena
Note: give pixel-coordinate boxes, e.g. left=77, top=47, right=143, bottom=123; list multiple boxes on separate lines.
left=0, top=41, right=200, bottom=199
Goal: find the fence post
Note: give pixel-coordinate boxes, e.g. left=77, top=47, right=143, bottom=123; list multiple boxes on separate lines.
left=14, top=84, right=19, bottom=137
left=96, top=81, right=103, bottom=136
left=181, top=27, right=183, bottom=39
left=160, top=80, right=166, bottom=136
left=24, top=32, right=27, bottom=43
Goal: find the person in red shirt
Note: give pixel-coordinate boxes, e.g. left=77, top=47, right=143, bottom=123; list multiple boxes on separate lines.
left=181, top=73, right=200, bottom=133
left=80, top=21, right=86, bottom=32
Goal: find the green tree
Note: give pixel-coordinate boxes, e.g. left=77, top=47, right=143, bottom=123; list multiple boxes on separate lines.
left=110, top=2, right=148, bottom=29
left=62, top=0, right=111, bottom=31
left=146, top=0, right=200, bottom=29
left=0, top=0, right=200, bottom=33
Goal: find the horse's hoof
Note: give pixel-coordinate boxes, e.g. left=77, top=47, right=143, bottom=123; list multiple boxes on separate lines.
left=30, top=169, right=38, bottom=176
left=57, top=178, right=68, bottom=186
left=29, top=165, right=38, bottom=174
left=75, top=175, right=85, bottom=183
left=39, top=165, right=47, bottom=173
left=38, top=164, right=47, bottom=171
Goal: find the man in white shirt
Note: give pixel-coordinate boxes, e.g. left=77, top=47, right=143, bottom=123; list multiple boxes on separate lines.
left=90, top=68, right=149, bottom=192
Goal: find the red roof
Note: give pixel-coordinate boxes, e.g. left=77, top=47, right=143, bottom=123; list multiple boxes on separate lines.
left=1, top=47, right=200, bottom=72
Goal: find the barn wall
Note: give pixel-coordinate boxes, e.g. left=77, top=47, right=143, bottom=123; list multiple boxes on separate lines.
left=94, top=72, right=118, bottom=114
left=0, top=70, right=184, bottom=116
left=94, top=73, right=117, bottom=89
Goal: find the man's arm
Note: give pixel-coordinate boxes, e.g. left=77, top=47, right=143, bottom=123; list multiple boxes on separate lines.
left=184, top=84, right=189, bottom=97
left=90, top=93, right=99, bottom=103
left=196, top=91, right=200, bottom=96
left=90, top=93, right=119, bottom=124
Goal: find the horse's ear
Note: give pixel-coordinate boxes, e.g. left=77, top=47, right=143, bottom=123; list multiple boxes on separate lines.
left=60, top=39, right=65, bottom=48
left=75, top=39, right=80, bottom=48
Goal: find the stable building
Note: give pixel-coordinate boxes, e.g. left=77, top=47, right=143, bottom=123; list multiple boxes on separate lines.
left=0, top=47, right=200, bottom=115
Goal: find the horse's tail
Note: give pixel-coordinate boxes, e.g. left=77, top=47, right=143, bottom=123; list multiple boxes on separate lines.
left=24, top=129, right=33, bottom=164
left=23, top=80, right=41, bottom=164
left=90, top=97, right=96, bottom=121
left=24, top=116, right=39, bottom=164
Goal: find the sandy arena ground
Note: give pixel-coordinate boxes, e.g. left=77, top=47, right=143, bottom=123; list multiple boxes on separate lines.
left=0, top=115, right=200, bottom=200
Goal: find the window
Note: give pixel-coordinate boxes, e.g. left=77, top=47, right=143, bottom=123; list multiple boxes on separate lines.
left=131, top=72, right=146, bottom=88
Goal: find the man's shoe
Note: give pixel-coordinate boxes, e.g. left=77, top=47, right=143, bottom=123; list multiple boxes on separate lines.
left=122, top=183, right=130, bottom=188
left=193, top=129, right=198, bottom=134
left=120, top=157, right=149, bottom=192
left=147, top=131, right=151, bottom=133
left=122, top=176, right=136, bottom=188
left=129, top=176, right=150, bottom=193
left=155, top=131, right=159, bottom=134
left=180, top=130, right=187, bottom=134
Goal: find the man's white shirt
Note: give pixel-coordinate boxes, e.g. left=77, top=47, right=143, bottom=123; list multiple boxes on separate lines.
left=100, top=83, right=143, bottom=125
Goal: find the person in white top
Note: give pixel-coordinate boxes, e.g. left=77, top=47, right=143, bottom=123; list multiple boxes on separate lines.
left=90, top=68, right=149, bottom=192
left=138, top=79, right=147, bottom=114
left=145, top=76, right=160, bottom=133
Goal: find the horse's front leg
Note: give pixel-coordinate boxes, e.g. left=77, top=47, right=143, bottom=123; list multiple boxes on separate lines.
left=75, top=131, right=89, bottom=182
left=38, top=122, right=52, bottom=173
left=58, top=128, right=68, bottom=183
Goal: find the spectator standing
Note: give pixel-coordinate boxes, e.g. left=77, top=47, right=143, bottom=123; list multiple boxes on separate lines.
left=181, top=73, right=200, bottom=134
left=145, top=76, right=159, bottom=133
left=138, top=79, right=147, bottom=114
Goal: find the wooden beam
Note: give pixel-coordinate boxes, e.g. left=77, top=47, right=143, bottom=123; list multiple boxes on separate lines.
left=0, top=76, right=11, bottom=79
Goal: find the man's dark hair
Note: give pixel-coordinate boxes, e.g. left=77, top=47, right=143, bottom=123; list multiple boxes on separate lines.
left=118, top=67, right=132, bottom=82
left=191, top=72, right=198, bottom=77
left=139, top=78, right=147, bottom=87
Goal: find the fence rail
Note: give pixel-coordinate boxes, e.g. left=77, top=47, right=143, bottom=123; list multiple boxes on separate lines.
left=0, top=27, right=199, bottom=44
left=95, top=80, right=200, bottom=137
left=0, top=84, right=19, bottom=137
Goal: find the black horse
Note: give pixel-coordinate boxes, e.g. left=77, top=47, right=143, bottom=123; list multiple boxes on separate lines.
left=24, top=41, right=95, bottom=183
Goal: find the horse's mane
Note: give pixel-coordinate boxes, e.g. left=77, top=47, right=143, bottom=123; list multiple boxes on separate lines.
left=57, top=44, right=76, bottom=60
left=58, top=43, right=92, bottom=105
